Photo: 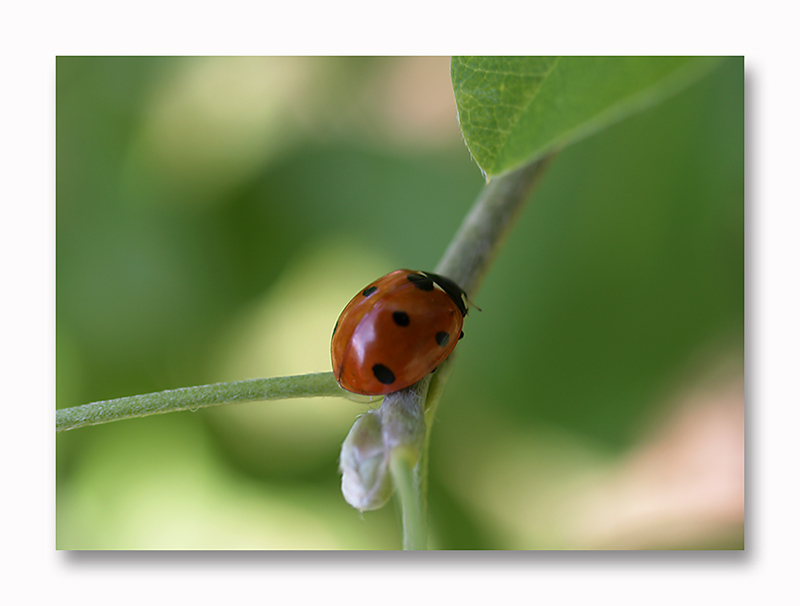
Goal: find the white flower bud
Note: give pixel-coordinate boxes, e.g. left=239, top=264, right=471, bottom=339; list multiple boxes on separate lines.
left=339, top=377, right=430, bottom=512
left=339, top=412, right=393, bottom=511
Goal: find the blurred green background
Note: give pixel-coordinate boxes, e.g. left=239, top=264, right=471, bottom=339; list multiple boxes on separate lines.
left=56, top=56, right=744, bottom=550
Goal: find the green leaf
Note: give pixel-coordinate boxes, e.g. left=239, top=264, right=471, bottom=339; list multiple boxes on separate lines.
left=451, top=56, right=723, bottom=177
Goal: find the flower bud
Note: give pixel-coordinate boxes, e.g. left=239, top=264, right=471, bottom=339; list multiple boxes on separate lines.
left=339, top=378, right=430, bottom=512
left=339, top=411, right=393, bottom=511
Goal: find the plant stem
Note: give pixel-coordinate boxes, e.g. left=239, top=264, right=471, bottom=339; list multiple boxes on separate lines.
left=436, top=155, right=554, bottom=296
left=56, top=372, right=343, bottom=432
left=389, top=447, right=427, bottom=550
left=396, top=154, right=555, bottom=546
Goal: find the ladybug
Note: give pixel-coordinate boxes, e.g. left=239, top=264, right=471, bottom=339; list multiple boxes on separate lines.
left=331, top=269, right=470, bottom=395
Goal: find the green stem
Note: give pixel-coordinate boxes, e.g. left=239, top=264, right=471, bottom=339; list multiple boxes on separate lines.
left=418, top=354, right=456, bottom=518
left=436, top=155, right=554, bottom=295
left=56, top=372, right=343, bottom=432
left=389, top=447, right=426, bottom=550
left=398, top=154, right=555, bottom=544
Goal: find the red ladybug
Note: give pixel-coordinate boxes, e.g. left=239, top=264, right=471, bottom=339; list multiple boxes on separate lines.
left=331, top=270, right=470, bottom=395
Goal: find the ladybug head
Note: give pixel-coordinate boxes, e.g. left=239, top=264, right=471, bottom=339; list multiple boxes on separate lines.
left=422, top=272, right=470, bottom=317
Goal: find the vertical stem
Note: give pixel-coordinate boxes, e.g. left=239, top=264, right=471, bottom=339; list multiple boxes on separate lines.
left=389, top=447, right=427, bottom=550
left=407, top=155, right=556, bottom=540
left=345, top=155, right=555, bottom=548
left=381, top=375, right=430, bottom=549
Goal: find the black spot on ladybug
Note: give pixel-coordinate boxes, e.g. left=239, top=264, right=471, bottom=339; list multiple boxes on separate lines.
left=407, top=272, right=434, bottom=291
left=393, top=311, right=410, bottom=326
left=435, top=331, right=450, bottom=347
left=459, top=331, right=464, bottom=340
left=362, top=285, right=378, bottom=297
left=372, top=364, right=395, bottom=385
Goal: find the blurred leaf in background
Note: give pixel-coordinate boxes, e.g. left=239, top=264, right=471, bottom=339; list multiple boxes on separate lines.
left=56, top=57, right=743, bottom=550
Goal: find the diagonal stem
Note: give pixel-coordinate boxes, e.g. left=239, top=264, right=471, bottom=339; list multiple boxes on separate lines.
left=384, top=154, right=555, bottom=549
left=56, top=372, right=343, bottom=432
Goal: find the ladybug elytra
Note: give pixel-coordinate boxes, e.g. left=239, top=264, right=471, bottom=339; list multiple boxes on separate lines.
left=331, top=270, right=470, bottom=395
